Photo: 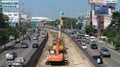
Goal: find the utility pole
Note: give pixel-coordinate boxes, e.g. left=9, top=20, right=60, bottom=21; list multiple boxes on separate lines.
left=18, top=0, right=21, bottom=26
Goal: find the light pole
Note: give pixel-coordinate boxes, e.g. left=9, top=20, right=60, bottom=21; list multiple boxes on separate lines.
left=18, top=0, right=21, bottom=26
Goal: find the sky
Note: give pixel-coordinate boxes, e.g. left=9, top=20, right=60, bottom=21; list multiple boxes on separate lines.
left=22, top=0, right=120, bottom=20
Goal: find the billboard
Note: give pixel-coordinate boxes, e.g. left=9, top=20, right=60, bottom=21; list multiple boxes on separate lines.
left=89, top=0, right=117, bottom=3
left=89, top=0, right=105, bottom=3
left=94, top=4, right=108, bottom=16
left=104, top=0, right=117, bottom=3
left=0, top=1, right=19, bottom=8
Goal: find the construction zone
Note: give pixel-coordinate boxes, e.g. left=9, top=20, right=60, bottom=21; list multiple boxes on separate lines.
left=36, top=16, right=94, bottom=67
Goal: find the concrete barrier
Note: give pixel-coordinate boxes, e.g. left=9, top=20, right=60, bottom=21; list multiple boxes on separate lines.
left=25, top=31, right=48, bottom=67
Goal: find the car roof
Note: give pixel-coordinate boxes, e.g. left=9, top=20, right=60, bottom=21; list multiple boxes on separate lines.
left=93, top=55, right=101, bottom=58
left=101, top=47, right=108, bottom=50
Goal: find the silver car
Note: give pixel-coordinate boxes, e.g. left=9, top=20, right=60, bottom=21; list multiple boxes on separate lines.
left=100, top=47, right=111, bottom=57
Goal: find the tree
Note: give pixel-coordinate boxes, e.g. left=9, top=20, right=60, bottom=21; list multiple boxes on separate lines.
left=103, top=11, right=120, bottom=49
left=0, top=13, right=20, bottom=47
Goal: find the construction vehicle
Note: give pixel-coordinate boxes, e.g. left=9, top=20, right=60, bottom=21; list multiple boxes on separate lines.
left=46, top=19, right=68, bottom=65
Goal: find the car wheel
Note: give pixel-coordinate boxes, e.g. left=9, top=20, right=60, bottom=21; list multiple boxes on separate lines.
left=108, top=55, right=111, bottom=58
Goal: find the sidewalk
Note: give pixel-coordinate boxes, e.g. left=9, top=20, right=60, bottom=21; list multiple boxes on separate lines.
left=0, top=34, right=26, bottom=53
left=97, top=39, right=120, bottom=55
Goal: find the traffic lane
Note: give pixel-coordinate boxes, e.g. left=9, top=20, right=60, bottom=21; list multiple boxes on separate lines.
left=88, top=42, right=120, bottom=67
left=86, top=43, right=107, bottom=67
left=19, top=37, right=44, bottom=62
left=0, top=32, right=41, bottom=67
left=96, top=41, right=120, bottom=67
left=97, top=40, right=120, bottom=64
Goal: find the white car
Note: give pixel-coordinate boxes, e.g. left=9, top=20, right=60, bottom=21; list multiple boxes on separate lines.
left=81, top=44, right=87, bottom=49
left=90, top=36, right=96, bottom=42
left=5, top=52, right=17, bottom=60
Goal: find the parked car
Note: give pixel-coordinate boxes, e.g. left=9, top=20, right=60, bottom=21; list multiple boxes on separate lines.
left=93, top=55, right=103, bottom=64
left=21, top=42, right=28, bottom=48
left=32, top=43, right=39, bottom=48
left=81, top=44, right=87, bottom=49
left=91, top=44, right=98, bottom=49
left=100, top=47, right=111, bottom=57
left=6, top=52, right=17, bottom=60
left=77, top=39, right=82, bottom=45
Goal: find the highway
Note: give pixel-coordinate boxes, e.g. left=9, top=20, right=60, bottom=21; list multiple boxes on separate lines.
left=75, top=38, right=120, bottom=67
left=0, top=30, right=45, bottom=67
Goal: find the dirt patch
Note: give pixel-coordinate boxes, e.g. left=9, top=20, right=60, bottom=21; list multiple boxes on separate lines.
left=36, top=29, right=94, bottom=67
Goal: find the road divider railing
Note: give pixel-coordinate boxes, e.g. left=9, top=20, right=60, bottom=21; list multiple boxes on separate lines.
left=25, top=31, right=48, bottom=67
left=65, top=33, right=101, bottom=67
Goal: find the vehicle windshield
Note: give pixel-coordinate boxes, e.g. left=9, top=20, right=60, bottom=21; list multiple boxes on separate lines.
left=102, top=48, right=108, bottom=52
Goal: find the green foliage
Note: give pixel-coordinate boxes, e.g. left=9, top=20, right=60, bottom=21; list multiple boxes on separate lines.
left=104, top=11, right=120, bottom=47
left=0, top=13, right=20, bottom=46
left=48, top=17, right=77, bottom=29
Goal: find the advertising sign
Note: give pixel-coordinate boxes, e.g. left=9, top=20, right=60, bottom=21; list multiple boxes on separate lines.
left=104, top=0, right=117, bottom=3
left=89, top=0, right=105, bottom=3
left=89, top=0, right=117, bottom=3
left=60, top=11, right=65, bottom=17
left=94, top=4, right=108, bottom=16
left=0, top=1, right=19, bottom=8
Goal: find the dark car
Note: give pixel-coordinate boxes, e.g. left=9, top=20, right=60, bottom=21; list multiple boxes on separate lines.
left=21, top=42, right=28, bottom=48
left=93, top=55, right=103, bottom=64
left=100, top=47, right=111, bottom=57
left=73, top=37, right=79, bottom=41
left=32, top=43, right=39, bottom=48
left=91, top=44, right=98, bottom=49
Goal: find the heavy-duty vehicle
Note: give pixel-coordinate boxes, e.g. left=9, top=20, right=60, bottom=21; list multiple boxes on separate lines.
left=46, top=17, right=68, bottom=65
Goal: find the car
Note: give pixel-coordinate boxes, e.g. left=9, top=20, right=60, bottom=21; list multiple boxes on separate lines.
left=91, top=44, right=98, bottom=49
left=33, top=36, right=38, bottom=40
left=10, top=57, right=25, bottom=67
left=81, top=44, right=87, bottom=49
left=82, top=37, right=86, bottom=42
left=85, top=39, right=90, bottom=44
left=93, top=55, right=103, bottom=64
left=77, top=39, right=82, bottom=45
left=42, top=33, right=46, bottom=38
left=90, top=36, right=96, bottom=42
left=6, top=52, right=17, bottom=60
left=73, top=37, right=79, bottom=41
left=32, top=43, right=39, bottom=48
left=100, top=47, right=111, bottom=57
left=21, top=42, right=28, bottom=48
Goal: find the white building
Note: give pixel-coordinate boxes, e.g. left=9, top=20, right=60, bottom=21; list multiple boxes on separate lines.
left=31, top=17, right=52, bottom=22
left=86, top=8, right=112, bottom=29
left=3, top=12, right=19, bottom=26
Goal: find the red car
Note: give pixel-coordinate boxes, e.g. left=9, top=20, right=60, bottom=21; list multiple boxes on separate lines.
left=77, top=39, right=82, bottom=45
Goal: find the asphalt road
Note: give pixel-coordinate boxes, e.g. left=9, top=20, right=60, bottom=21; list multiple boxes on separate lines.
left=0, top=30, right=45, bottom=67
left=81, top=40, right=120, bottom=67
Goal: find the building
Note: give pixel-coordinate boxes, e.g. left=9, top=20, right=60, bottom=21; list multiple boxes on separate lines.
left=31, top=17, right=52, bottom=22
left=86, top=8, right=112, bottom=29
left=3, top=12, right=19, bottom=26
